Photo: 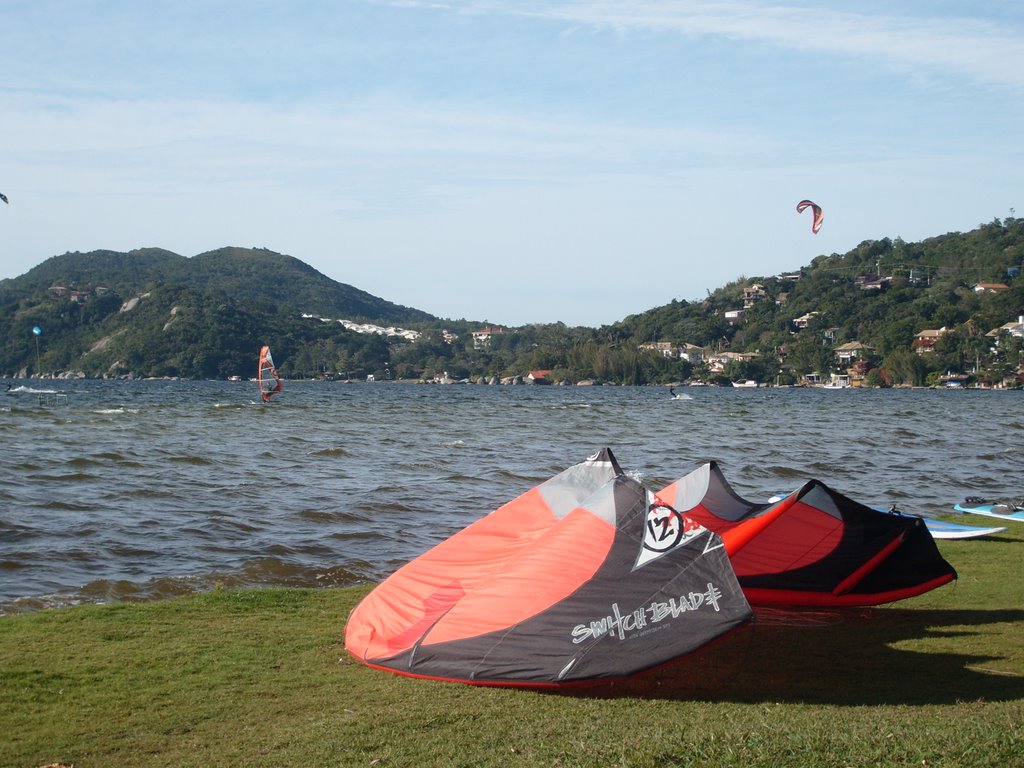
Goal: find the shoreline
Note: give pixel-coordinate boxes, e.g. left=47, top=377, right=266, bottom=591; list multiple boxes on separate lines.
left=5, top=373, right=1022, bottom=390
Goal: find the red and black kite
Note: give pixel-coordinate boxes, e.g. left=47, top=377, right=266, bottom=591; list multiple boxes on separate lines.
left=657, top=462, right=956, bottom=607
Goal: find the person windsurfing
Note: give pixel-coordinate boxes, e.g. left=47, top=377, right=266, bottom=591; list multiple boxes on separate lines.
left=257, top=345, right=282, bottom=402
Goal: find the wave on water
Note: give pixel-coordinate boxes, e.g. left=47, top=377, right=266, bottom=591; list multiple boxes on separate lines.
left=27, top=471, right=98, bottom=483
left=166, top=454, right=215, bottom=465
left=299, top=508, right=369, bottom=523
left=40, top=499, right=97, bottom=512
left=759, top=465, right=808, bottom=480
left=348, top=498, right=416, bottom=516
left=310, top=446, right=351, bottom=458
left=66, top=454, right=141, bottom=469
left=483, top=468, right=541, bottom=484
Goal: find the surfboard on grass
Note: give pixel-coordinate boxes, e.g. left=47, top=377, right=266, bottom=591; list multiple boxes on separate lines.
left=876, top=506, right=1006, bottom=540
left=919, top=517, right=1007, bottom=539
left=953, top=498, right=1024, bottom=523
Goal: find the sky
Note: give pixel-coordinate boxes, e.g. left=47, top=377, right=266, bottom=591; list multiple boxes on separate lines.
left=1, top=1, right=1022, bottom=327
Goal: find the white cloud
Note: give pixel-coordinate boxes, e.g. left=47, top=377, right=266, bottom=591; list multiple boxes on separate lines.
left=412, top=0, right=1024, bottom=89
left=2, top=1, right=1021, bottom=325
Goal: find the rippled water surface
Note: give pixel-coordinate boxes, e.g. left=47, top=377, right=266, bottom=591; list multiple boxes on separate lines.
left=1, top=380, right=1021, bottom=613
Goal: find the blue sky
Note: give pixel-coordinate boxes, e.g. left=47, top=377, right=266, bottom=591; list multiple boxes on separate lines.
left=2, top=1, right=1021, bottom=326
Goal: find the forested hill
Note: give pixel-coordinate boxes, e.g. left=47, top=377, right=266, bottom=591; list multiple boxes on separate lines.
left=0, top=246, right=434, bottom=325
left=609, top=217, right=1024, bottom=385
left=1, top=218, right=1022, bottom=385
left=0, top=246, right=436, bottom=380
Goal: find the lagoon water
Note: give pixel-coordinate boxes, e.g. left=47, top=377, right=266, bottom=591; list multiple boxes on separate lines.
left=1, top=380, right=1021, bottom=615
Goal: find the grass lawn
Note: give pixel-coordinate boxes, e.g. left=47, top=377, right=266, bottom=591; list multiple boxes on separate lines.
left=2, top=525, right=1022, bottom=767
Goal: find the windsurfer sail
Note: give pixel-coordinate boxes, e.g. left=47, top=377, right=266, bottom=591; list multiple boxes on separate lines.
left=257, top=345, right=282, bottom=402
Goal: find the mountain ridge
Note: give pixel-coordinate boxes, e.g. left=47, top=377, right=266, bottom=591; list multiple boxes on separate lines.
left=1, top=246, right=434, bottom=326
left=1, top=218, right=1022, bottom=385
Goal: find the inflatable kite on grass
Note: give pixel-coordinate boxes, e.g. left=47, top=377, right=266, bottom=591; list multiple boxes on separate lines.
left=345, top=450, right=955, bottom=687
left=345, top=449, right=753, bottom=687
left=656, top=462, right=957, bottom=607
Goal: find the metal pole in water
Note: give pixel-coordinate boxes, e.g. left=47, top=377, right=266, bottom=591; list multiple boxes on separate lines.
left=32, top=325, right=42, bottom=376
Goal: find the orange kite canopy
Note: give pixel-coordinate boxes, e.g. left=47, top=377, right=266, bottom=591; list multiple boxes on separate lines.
left=344, top=449, right=753, bottom=687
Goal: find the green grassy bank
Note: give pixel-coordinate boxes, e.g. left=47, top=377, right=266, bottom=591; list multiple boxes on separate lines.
left=3, top=527, right=1022, bottom=768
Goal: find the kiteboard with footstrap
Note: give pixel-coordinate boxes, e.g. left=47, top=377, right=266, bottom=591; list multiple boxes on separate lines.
left=953, top=497, right=1024, bottom=523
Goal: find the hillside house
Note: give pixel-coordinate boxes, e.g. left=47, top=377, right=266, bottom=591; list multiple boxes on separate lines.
left=706, top=351, right=757, bottom=373
left=680, top=343, right=704, bottom=364
left=472, top=326, right=505, bottom=350
left=636, top=342, right=704, bottom=363
left=49, top=284, right=95, bottom=303
left=743, top=284, right=767, bottom=308
left=987, top=315, right=1024, bottom=342
left=793, top=311, right=819, bottom=329
left=834, top=341, right=874, bottom=365
left=913, top=327, right=948, bottom=354
left=639, top=341, right=679, bottom=358
left=849, top=359, right=871, bottom=379
left=973, top=283, right=1010, bottom=294
left=724, top=309, right=744, bottom=325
